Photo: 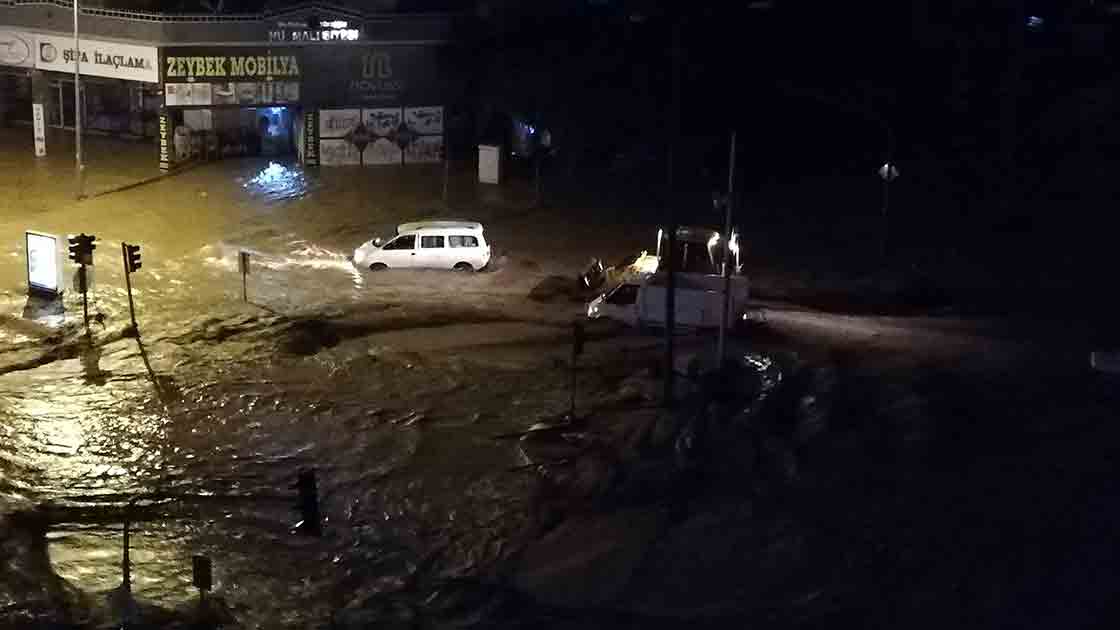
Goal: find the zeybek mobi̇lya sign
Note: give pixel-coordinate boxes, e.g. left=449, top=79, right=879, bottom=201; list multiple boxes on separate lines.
left=163, top=48, right=302, bottom=107
left=165, top=54, right=300, bottom=80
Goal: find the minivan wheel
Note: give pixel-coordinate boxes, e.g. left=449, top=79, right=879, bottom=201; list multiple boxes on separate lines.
left=369, top=263, right=388, bottom=271
left=453, top=262, right=474, bottom=272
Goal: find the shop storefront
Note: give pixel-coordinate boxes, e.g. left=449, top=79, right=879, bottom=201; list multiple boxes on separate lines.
left=0, top=29, right=35, bottom=127
left=160, top=40, right=458, bottom=168
left=301, top=44, right=450, bottom=166
left=2, top=1, right=468, bottom=166
left=34, top=33, right=160, bottom=137
left=161, top=47, right=303, bottom=166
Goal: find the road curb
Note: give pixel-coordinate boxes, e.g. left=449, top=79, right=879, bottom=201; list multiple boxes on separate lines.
left=81, top=160, right=204, bottom=200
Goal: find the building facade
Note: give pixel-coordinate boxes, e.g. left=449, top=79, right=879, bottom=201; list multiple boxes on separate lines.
left=0, top=1, right=468, bottom=167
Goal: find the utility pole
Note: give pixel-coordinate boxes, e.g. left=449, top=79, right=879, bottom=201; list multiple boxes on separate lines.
left=663, top=18, right=681, bottom=408
left=717, top=131, right=736, bottom=368
left=73, top=0, right=84, bottom=199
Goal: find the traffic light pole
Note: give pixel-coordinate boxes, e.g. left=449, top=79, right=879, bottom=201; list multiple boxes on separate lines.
left=79, top=265, right=89, bottom=336
left=121, top=242, right=137, bottom=331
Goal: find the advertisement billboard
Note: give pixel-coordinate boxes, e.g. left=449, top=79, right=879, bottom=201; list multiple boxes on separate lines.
left=25, top=231, right=64, bottom=295
left=301, top=45, right=456, bottom=108
left=35, top=34, right=158, bottom=83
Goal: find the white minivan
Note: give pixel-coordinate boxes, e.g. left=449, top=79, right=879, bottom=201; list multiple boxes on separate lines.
left=353, top=220, right=491, bottom=271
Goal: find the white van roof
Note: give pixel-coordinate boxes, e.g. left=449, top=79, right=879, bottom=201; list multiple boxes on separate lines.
left=397, top=219, right=483, bottom=234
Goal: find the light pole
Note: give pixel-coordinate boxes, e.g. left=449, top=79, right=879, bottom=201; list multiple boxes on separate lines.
left=878, top=126, right=897, bottom=262
left=663, top=17, right=681, bottom=408
left=717, top=130, right=736, bottom=368
left=73, top=0, right=84, bottom=199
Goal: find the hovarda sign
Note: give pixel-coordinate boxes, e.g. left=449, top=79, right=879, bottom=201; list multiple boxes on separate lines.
left=164, top=49, right=300, bottom=81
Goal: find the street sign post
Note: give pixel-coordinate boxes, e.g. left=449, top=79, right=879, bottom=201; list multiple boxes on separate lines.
left=293, top=469, right=321, bottom=536
left=192, top=555, right=213, bottom=598
left=239, top=251, right=250, bottom=302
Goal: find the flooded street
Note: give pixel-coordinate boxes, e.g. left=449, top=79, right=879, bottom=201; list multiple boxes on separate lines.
left=0, top=130, right=657, bottom=628
left=2, top=131, right=1120, bottom=629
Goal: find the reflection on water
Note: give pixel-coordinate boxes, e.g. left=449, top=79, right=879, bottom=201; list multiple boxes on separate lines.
left=242, top=161, right=314, bottom=203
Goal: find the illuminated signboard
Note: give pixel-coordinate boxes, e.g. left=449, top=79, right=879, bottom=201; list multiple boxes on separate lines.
left=269, top=19, right=361, bottom=43
left=25, top=230, right=64, bottom=295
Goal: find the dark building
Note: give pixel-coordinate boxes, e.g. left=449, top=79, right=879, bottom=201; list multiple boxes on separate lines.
left=0, top=1, right=470, bottom=168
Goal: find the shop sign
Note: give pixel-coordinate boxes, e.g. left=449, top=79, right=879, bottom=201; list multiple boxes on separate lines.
left=158, top=108, right=170, bottom=170
left=0, top=30, right=36, bottom=68
left=164, top=50, right=300, bottom=81
left=35, top=33, right=158, bottom=83
left=301, top=45, right=450, bottom=107
left=163, top=48, right=302, bottom=107
left=303, top=110, right=319, bottom=166
left=269, top=19, right=361, bottom=43
left=32, top=103, right=46, bottom=157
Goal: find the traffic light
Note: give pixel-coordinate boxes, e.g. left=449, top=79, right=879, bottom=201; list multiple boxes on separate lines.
left=293, top=469, right=321, bottom=536
left=67, top=233, right=95, bottom=265
left=124, top=243, right=141, bottom=273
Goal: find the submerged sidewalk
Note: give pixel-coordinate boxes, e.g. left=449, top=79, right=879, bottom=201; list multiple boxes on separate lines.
left=0, top=126, right=164, bottom=214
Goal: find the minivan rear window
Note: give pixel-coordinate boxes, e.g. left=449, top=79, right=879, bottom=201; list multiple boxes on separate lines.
left=421, top=235, right=445, bottom=248
left=449, top=235, right=479, bottom=248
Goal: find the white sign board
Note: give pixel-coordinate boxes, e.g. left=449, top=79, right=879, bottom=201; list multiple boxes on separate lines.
left=35, top=33, right=158, bottom=83
left=405, top=135, right=443, bottom=164
left=404, top=106, right=444, bottom=135
left=319, top=108, right=361, bottom=139
left=319, top=138, right=361, bottom=165
left=478, top=145, right=501, bottom=184
left=365, top=107, right=401, bottom=137
left=25, top=231, right=64, bottom=295
left=32, top=103, right=46, bottom=157
left=0, top=30, right=36, bottom=68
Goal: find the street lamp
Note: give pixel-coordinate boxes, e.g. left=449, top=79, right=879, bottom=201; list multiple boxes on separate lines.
left=877, top=126, right=897, bottom=261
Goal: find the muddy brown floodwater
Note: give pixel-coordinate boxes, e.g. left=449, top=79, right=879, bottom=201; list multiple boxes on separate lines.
left=2, top=131, right=1119, bottom=629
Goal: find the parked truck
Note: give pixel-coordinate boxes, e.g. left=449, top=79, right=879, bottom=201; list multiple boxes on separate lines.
left=587, top=272, right=749, bottom=330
